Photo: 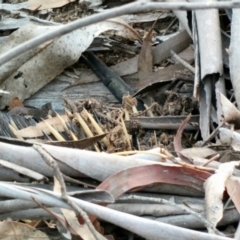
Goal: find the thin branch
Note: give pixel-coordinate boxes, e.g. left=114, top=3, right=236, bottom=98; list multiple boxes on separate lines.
left=126, top=194, right=225, bottom=236
left=33, top=144, right=100, bottom=240
left=1, top=1, right=240, bottom=66
left=200, top=122, right=225, bottom=147
left=170, top=49, right=195, bottom=73
left=201, top=154, right=220, bottom=167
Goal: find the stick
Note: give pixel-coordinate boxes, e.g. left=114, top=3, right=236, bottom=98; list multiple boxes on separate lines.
left=33, top=144, right=100, bottom=240
left=126, top=194, right=225, bottom=236
left=1, top=1, right=240, bottom=66
left=170, top=49, right=195, bottom=73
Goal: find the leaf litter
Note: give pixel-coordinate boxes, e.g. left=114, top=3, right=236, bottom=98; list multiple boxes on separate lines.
left=0, top=1, right=240, bottom=240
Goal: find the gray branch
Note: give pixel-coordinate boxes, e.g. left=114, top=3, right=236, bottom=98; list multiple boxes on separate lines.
left=0, top=1, right=240, bottom=66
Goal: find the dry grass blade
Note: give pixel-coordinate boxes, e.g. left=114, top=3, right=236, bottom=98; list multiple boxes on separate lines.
left=121, top=116, right=132, bottom=151
left=43, top=119, right=65, bottom=141
left=83, top=108, right=109, bottom=146
left=55, top=112, right=70, bottom=134
left=75, top=112, right=100, bottom=152
left=55, top=112, right=78, bottom=140
left=9, top=119, right=18, bottom=131
left=9, top=124, right=23, bottom=140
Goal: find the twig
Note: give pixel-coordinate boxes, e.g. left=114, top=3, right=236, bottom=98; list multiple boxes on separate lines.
left=94, top=110, right=122, bottom=126
left=112, top=150, right=169, bottom=160
left=200, top=122, right=225, bottom=147
left=170, top=50, right=195, bottom=73
left=33, top=144, right=100, bottom=240
left=126, top=194, right=225, bottom=236
left=134, top=102, right=158, bottom=117
left=201, top=154, right=220, bottom=167
left=162, top=17, right=178, bottom=36
left=224, top=186, right=238, bottom=211
left=1, top=1, right=240, bottom=66
left=171, top=157, right=215, bottom=172
left=62, top=97, right=77, bottom=113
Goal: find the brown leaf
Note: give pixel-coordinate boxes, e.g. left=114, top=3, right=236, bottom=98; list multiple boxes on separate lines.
left=138, top=22, right=154, bottom=84
left=174, top=114, right=191, bottom=153
left=61, top=208, right=100, bottom=240
left=97, top=163, right=211, bottom=199
left=110, top=30, right=191, bottom=77
left=133, top=64, right=189, bottom=94
left=9, top=97, right=24, bottom=110
left=46, top=133, right=108, bottom=149
left=93, top=220, right=104, bottom=235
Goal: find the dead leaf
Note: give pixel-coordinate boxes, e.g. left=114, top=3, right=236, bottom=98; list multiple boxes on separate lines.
left=133, top=64, right=189, bottom=94
left=0, top=24, right=54, bottom=85
left=62, top=208, right=103, bottom=240
left=174, top=114, right=191, bottom=153
left=0, top=220, right=50, bottom=240
left=138, top=21, right=154, bottom=84
left=180, top=147, right=217, bottom=160
left=111, top=30, right=191, bottom=77
left=46, top=133, right=108, bottom=149
left=219, top=92, right=240, bottom=129
left=93, top=220, right=104, bottom=235
left=16, top=115, right=69, bottom=138
left=226, top=176, right=240, bottom=214
left=0, top=19, right=141, bottom=109
left=52, top=171, right=105, bottom=240
left=98, top=163, right=211, bottom=199
left=33, top=198, right=80, bottom=236
left=27, top=0, right=74, bottom=10
left=204, top=161, right=239, bottom=233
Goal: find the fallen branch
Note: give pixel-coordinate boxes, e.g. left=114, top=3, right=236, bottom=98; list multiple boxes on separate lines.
left=0, top=182, right=232, bottom=240
left=33, top=144, right=99, bottom=240
left=1, top=1, right=240, bottom=66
